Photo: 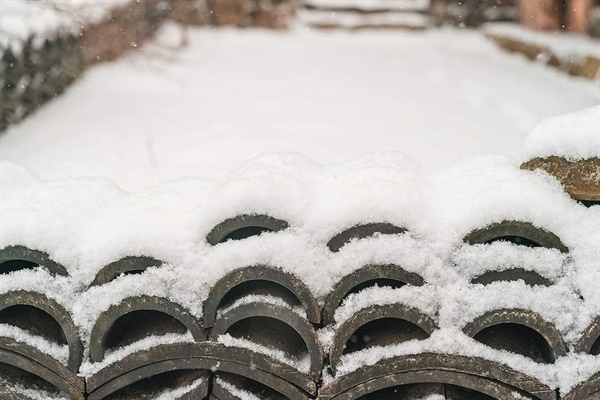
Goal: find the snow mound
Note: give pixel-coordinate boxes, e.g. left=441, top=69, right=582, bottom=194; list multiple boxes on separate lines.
left=523, top=105, right=600, bottom=161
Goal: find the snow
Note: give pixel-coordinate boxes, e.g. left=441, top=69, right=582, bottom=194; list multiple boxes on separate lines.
left=299, top=10, right=429, bottom=29
left=329, top=328, right=600, bottom=395
left=0, top=323, right=69, bottom=365
left=71, top=267, right=204, bottom=349
left=216, top=294, right=307, bottom=319
left=451, top=242, right=568, bottom=282
left=215, top=376, right=262, bottom=400
left=439, top=280, right=581, bottom=338
left=484, top=22, right=600, bottom=62
left=0, top=269, right=80, bottom=318
left=0, top=380, right=68, bottom=400
left=217, top=333, right=311, bottom=373
left=79, top=332, right=194, bottom=377
left=303, top=0, right=431, bottom=12
left=320, top=270, right=593, bottom=391
left=153, top=377, right=206, bottom=400
left=0, top=0, right=70, bottom=48
left=556, top=353, right=600, bottom=395
left=1, top=24, right=598, bottom=190
left=332, top=285, right=439, bottom=327
left=430, top=155, right=586, bottom=252
left=327, top=328, right=558, bottom=383
left=317, top=283, right=439, bottom=353
left=323, top=234, right=445, bottom=291
left=522, top=105, right=600, bottom=161
left=0, top=22, right=599, bottom=394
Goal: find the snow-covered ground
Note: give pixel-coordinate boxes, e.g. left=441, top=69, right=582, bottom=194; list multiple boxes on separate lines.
left=1, top=23, right=598, bottom=190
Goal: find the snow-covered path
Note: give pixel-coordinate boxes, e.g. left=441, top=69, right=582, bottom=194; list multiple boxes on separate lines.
left=1, top=24, right=598, bottom=190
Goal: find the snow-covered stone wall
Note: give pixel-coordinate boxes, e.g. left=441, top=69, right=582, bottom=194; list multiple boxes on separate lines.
left=0, top=0, right=169, bottom=132
left=484, top=23, right=600, bottom=81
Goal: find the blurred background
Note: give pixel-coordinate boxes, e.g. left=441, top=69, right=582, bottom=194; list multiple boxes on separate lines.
left=1, top=0, right=599, bottom=189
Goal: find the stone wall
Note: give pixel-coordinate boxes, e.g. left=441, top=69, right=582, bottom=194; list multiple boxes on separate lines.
left=0, top=1, right=169, bottom=133
left=1, top=34, right=80, bottom=132
left=170, top=0, right=297, bottom=30
left=430, top=0, right=518, bottom=27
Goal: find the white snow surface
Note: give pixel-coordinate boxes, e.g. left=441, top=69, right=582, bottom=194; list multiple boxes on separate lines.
left=522, top=105, right=600, bottom=161
left=1, top=24, right=598, bottom=189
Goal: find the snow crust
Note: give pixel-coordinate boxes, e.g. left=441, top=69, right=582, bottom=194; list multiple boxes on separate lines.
left=522, top=105, right=600, bottom=161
